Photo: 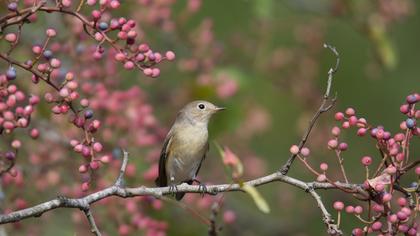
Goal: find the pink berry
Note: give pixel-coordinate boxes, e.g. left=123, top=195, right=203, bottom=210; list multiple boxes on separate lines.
left=342, top=121, right=350, bottom=129
left=331, top=126, right=340, bottom=136
left=317, top=174, right=326, bottom=182
left=320, top=163, right=328, bottom=171
left=100, top=155, right=111, bottom=163
left=93, top=142, right=103, bottom=152
left=124, top=61, right=134, bottom=70
left=333, top=201, right=344, bottom=211
left=357, top=128, right=367, bottom=136
left=300, top=147, right=310, bottom=157
left=138, top=43, right=149, bottom=52
left=334, top=112, right=344, bottom=121
left=345, top=206, right=354, bottom=214
left=114, top=52, right=126, bottom=61
left=79, top=165, right=88, bottom=173
left=361, top=156, right=372, bottom=166
left=400, top=104, right=409, bottom=114
left=327, top=139, right=338, bottom=149
left=143, top=68, right=153, bottom=76
left=30, top=128, right=39, bottom=139
left=374, top=183, right=384, bottom=192
left=388, top=214, right=397, bottom=223
left=81, top=182, right=89, bottom=192
left=354, top=206, right=363, bottom=214
left=338, top=142, right=348, bottom=151
left=46, top=28, right=57, bottom=37
left=397, top=211, right=407, bottom=220
left=345, top=107, right=355, bottom=116
left=151, top=68, right=160, bottom=78
left=80, top=98, right=89, bottom=107
left=348, top=116, right=357, bottom=126
left=371, top=221, right=382, bottom=231
left=5, top=33, right=17, bottom=43
left=89, top=161, right=100, bottom=170
left=289, top=145, right=299, bottom=155
left=165, top=51, right=176, bottom=61
left=352, top=228, right=363, bottom=236
left=397, top=197, right=407, bottom=206
left=11, top=140, right=21, bottom=149
left=415, top=166, right=420, bottom=175
left=50, top=58, right=61, bottom=68
left=223, top=210, right=236, bottom=224
left=386, top=165, right=396, bottom=174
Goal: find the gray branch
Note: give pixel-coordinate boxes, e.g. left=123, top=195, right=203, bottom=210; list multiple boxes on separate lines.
left=0, top=165, right=365, bottom=236
left=84, top=208, right=102, bottom=236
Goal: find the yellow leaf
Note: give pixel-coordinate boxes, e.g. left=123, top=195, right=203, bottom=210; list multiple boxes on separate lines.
left=242, top=184, right=270, bottom=214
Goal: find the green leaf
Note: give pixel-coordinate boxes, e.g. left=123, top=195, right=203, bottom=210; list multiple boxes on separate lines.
left=242, top=184, right=270, bottom=214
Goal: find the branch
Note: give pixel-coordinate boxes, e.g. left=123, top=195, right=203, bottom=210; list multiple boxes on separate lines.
left=115, top=150, right=128, bottom=187
left=280, top=43, right=340, bottom=175
left=0, top=157, right=365, bottom=227
left=83, top=208, right=102, bottom=236
left=308, top=188, right=342, bottom=235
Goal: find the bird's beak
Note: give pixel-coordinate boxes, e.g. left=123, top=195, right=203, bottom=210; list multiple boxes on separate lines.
left=215, top=107, right=226, bottom=112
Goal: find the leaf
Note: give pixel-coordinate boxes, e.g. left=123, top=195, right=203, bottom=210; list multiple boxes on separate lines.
left=242, top=184, right=270, bottom=214
left=367, top=172, right=391, bottom=188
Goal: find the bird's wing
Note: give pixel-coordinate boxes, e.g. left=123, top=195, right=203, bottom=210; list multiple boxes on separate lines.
left=155, top=130, right=174, bottom=187
left=194, top=141, right=209, bottom=178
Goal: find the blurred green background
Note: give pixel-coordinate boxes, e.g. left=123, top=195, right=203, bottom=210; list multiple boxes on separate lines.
left=1, top=0, right=419, bottom=235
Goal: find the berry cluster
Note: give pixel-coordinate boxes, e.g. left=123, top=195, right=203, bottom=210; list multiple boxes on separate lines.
left=290, top=93, right=419, bottom=235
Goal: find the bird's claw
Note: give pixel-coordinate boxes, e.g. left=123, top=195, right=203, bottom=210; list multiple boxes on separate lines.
left=198, top=183, right=207, bottom=197
left=193, top=178, right=207, bottom=197
left=168, top=184, right=178, bottom=197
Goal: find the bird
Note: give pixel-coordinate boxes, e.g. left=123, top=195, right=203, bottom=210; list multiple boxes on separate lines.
left=155, top=100, right=225, bottom=200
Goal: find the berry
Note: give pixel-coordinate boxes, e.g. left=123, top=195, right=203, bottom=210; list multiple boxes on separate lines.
left=165, top=51, right=176, bottom=61
left=406, top=94, right=417, bottom=104
left=43, top=50, right=53, bottom=59
left=338, top=142, right=348, bottom=151
left=84, top=109, right=94, bottom=119
left=300, top=147, right=310, bottom=157
left=333, top=201, right=344, bottom=211
left=405, top=118, right=415, bottom=129
left=327, top=139, right=338, bottom=149
left=6, top=67, right=17, bottom=80
left=361, top=156, right=372, bottom=166
left=289, top=145, right=299, bottom=155
left=8, top=2, right=18, bottom=11
left=98, top=22, right=109, bottom=31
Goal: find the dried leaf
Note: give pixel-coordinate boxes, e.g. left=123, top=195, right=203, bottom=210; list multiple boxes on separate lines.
left=242, top=184, right=270, bottom=214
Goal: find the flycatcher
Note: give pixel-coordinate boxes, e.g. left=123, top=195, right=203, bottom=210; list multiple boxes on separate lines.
left=155, top=100, right=224, bottom=200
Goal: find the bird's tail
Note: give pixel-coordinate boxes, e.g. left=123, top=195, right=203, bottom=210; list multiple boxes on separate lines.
left=175, top=180, right=193, bottom=201
left=175, top=192, right=186, bottom=201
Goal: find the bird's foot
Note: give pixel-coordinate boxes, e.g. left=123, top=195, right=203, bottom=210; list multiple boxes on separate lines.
left=168, top=184, right=178, bottom=197
left=193, top=178, right=207, bottom=197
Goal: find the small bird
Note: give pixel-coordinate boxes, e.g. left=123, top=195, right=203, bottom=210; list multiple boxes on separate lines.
left=155, top=100, right=224, bottom=200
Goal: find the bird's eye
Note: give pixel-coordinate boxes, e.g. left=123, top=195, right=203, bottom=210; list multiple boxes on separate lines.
left=198, top=103, right=205, bottom=110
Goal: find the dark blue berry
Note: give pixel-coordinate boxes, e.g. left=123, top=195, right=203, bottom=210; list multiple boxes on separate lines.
left=406, top=118, right=415, bottom=129
left=43, top=50, right=53, bottom=59
left=5, top=151, right=15, bottom=160
left=6, top=67, right=17, bottom=80
left=407, top=94, right=417, bottom=104
left=84, top=109, right=94, bottom=119
left=98, top=22, right=109, bottom=31
left=8, top=2, right=17, bottom=11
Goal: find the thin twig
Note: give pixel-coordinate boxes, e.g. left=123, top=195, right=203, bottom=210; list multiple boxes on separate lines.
left=84, top=208, right=102, bottom=236
left=280, top=43, right=340, bottom=175
left=115, top=150, right=128, bottom=187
